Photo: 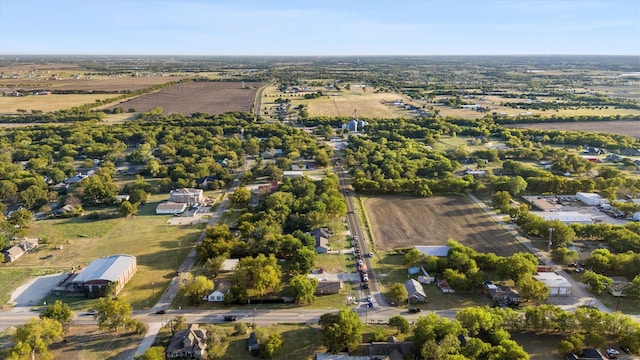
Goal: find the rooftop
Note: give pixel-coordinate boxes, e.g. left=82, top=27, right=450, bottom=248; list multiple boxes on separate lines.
left=73, top=255, right=136, bottom=283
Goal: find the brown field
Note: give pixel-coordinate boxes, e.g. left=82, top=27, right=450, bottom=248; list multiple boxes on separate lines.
left=0, top=94, right=114, bottom=114
left=105, top=81, right=264, bottom=115
left=503, top=120, right=640, bottom=138
left=365, top=195, right=523, bottom=256
left=0, top=75, right=187, bottom=93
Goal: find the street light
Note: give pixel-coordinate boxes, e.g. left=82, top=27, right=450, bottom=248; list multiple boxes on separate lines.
left=548, top=227, right=554, bottom=251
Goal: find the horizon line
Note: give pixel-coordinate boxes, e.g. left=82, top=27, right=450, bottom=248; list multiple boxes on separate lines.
left=1, top=53, right=639, bottom=57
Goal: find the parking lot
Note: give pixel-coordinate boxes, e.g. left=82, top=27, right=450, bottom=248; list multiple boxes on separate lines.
left=522, top=195, right=628, bottom=226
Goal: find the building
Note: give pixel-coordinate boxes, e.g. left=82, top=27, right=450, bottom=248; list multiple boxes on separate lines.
left=414, top=246, right=450, bottom=257
left=576, top=192, right=608, bottom=206
left=404, top=279, right=427, bottom=302
left=70, top=255, right=137, bottom=297
left=533, top=272, right=572, bottom=296
left=315, top=280, right=342, bottom=296
left=156, top=201, right=188, bottom=215
left=169, top=188, right=204, bottom=204
left=220, top=259, right=239, bottom=272
left=166, top=324, right=207, bottom=359
left=206, top=280, right=231, bottom=302
left=358, top=337, right=415, bottom=360
left=483, top=282, right=521, bottom=306
left=530, top=211, right=593, bottom=225
left=4, top=238, right=39, bottom=263
left=308, top=228, right=332, bottom=253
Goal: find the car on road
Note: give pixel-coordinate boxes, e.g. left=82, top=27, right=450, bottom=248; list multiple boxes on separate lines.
left=224, top=315, right=237, bottom=321
left=367, top=295, right=372, bottom=302
left=367, top=252, right=373, bottom=258
left=155, top=309, right=166, bottom=314
left=361, top=283, right=369, bottom=289
left=408, top=308, right=421, bottom=314
left=368, top=301, right=374, bottom=308
left=357, top=260, right=363, bottom=266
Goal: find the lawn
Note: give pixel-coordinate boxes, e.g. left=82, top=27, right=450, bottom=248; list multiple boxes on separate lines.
left=17, top=198, right=202, bottom=310
left=0, top=268, right=60, bottom=307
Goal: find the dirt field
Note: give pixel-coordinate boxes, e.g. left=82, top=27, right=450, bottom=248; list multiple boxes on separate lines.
left=106, top=81, right=264, bottom=115
left=365, top=195, right=523, bottom=256
left=503, top=120, right=640, bottom=138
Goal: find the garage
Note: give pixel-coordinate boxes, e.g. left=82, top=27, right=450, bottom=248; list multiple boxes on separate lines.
left=533, top=272, right=573, bottom=296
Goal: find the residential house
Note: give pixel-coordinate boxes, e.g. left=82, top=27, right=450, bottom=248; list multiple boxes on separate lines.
left=206, top=280, right=231, bottom=302
left=483, top=282, right=521, bottom=306
left=404, top=279, right=427, bottom=302
left=4, top=238, right=39, bottom=263
left=358, top=337, right=415, bottom=360
left=195, top=176, right=217, bottom=189
left=169, top=188, right=204, bottom=205
left=308, top=228, right=332, bottom=253
left=166, top=324, right=208, bottom=359
left=315, top=280, right=342, bottom=296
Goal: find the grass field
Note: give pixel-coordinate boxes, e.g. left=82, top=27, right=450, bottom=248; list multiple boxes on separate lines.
left=9, top=195, right=201, bottom=310
left=504, top=120, right=640, bottom=138
left=47, top=325, right=142, bottom=360
left=364, top=195, right=526, bottom=256
left=0, top=94, right=114, bottom=114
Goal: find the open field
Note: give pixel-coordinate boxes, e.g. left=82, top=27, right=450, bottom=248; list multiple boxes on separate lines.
left=105, top=81, right=264, bottom=115
left=9, top=196, right=201, bottom=309
left=503, top=120, right=640, bottom=138
left=299, top=92, right=413, bottom=118
left=364, top=195, right=524, bottom=256
left=0, top=74, right=187, bottom=93
left=0, top=94, right=115, bottom=114
left=48, top=325, right=141, bottom=360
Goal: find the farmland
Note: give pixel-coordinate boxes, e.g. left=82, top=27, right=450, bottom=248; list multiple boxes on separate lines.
left=0, top=94, right=114, bottom=114
left=364, top=195, right=524, bottom=256
left=503, top=120, right=640, bottom=138
left=105, top=81, right=265, bottom=115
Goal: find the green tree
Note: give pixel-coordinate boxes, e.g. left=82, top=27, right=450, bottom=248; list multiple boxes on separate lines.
left=204, top=256, right=226, bottom=278
left=118, top=200, right=138, bottom=218
left=388, top=315, right=410, bottom=334
left=8, top=208, right=33, bottom=228
left=582, top=271, right=612, bottom=294
left=496, top=253, right=537, bottom=282
left=290, top=275, right=318, bottom=304
left=492, top=191, right=512, bottom=211
left=134, top=346, right=165, bottom=360
left=260, top=332, right=283, bottom=359
left=551, top=247, right=579, bottom=265
left=75, top=175, right=116, bottom=205
left=626, top=275, right=640, bottom=301
left=321, top=308, right=364, bottom=353
left=229, top=186, right=251, bottom=207
left=20, top=185, right=49, bottom=210
left=182, top=275, right=214, bottom=304
left=388, top=283, right=408, bottom=305
left=6, top=318, right=63, bottom=360
left=129, top=189, right=149, bottom=204
left=40, top=300, right=74, bottom=325
left=403, top=248, right=423, bottom=267
left=289, top=247, right=316, bottom=275
left=94, top=297, right=134, bottom=333
left=517, top=275, right=550, bottom=301
left=506, top=176, right=528, bottom=196
left=234, top=322, right=249, bottom=335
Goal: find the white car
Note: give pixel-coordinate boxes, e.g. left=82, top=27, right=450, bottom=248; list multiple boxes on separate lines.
left=367, top=295, right=372, bottom=302
left=606, top=349, right=620, bottom=356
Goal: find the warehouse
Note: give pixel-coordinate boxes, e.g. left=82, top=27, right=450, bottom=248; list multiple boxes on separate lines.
left=530, top=211, right=593, bottom=225
left=576, top=192, right=608, bottom=206
left=533, top=272, right=572, bottom=296
left=71, top=255, right=137, bottom=297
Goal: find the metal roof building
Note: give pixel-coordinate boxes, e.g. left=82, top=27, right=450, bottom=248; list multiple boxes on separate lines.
left=71, top=255, right=137, bottom=297
left=530, top=211, right=593, bottom=225
left=414, top=246, right=450, bottom=257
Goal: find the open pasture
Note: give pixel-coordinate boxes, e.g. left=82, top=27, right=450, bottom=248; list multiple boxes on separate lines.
left=106, top=81, right=264, bottom=115
left=503, top=120, right=640, bottom=138
left=0, top=94, right=114, bottom=114
left=299, top=91, right=413, bottom=118
left=365, top=195, right=523, bottom=256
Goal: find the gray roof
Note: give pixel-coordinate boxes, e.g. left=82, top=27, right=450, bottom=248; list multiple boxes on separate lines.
left=404, top=279, right=427, bottom=298
left=73, top=255, right=136, bottom=283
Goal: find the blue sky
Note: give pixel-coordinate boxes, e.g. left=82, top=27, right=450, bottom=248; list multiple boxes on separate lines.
left=1, top=0, right=639, bottom=55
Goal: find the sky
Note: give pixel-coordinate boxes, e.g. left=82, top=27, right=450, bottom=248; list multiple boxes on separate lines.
left=1, top=0, right=639, bottom=56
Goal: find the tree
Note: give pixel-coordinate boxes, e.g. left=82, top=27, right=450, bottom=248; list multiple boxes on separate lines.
left=290, top=275, right=318, bottom=304
left=204, top=256, right=226, bottom=278
left=6, top=318, right=63, bottom=360
left=119, top=200, right=138, bottom=218
left=20, top=185, right=49, bottom=210
left=40, top=300, right=74, bottom=325
left=229, top=186, right=251, bottom=207
left=288, top=247, right=316, bottom=275
left=129, top=189, right=149, bottom=204
left=496, top=253, right=537, bottom=282
left=506, top=176, right=528, bottom=196
left=388, top=283, right=408, bottom=305
left=260, top=332, right=283, bottom=359
left=94, top=297, right=134, bottom=333
left=388, top=315, right=410, bottom=334
left=626, top=275, right=640, bottom=301
left=403, top=248, right=423, bottom=267
left=182, top=275, right=214, bottom=304
left=582, top=271, right=612, bottom=294
left=551, top=247, right=579, bottom=265
left=134, top=346, right=165, bottom=360
left=234, top=322, right=249, bottom=335
left=322, top=308, right=364, bottom=353
left=517, top=275, right=550, bottom=301
left=172, top=315, right=187, bottom=331
left=8, top=208, right=33, bottom=228
left=492, top=191, right=512, bottom=211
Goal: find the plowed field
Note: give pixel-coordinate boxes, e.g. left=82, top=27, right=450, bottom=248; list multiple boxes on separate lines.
left=365, top=195, right=523, bottom=256
left=106, top=81, right=264, bottom=115
left=503, top=121, right=640, bottom=138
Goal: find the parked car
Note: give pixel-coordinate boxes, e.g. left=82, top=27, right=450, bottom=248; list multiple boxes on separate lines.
left=408, top=308, right=421, bottom=314
left=155, top=309, right=166, bottom=314
left=619, top=345, right=630, bottom=354
left=361, top=283, right=369, bottom=289
left=367, top=252, right=373, bottom=258
left=224, top=315, right=237, bottom=322
left=368, top=301, right=374, bottom=308
left=367, top=295, right=372, bottom=302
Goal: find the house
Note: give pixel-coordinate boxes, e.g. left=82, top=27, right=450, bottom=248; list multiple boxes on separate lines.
left=404, top=279, right=427, bottom=302
left=576, top=192, right=608, bottom=206
left=115, top=194, right=130, bottom=202
left=414, top=246, right=450, bottom=257
left=291, top=163, right=307, bottom=171
left=64, top=174, right=87, bottom=185
left=308, top=228, right=332, bottom=253
left=206, top=280, right=231, bottom=302
left=483, top=282, right=520, bottom=306
left=166, top=324, right=207, bottom=359
left=315, top=280, right=342, bottom=296
left=70, top=255, right=137, bottom=297
left=195, top=176, right=217, bottom=189
left=316, top=354, right=370, bottom=360
left=4, top=238, right=39, bottom=263
left=156, top=202, right=187, bottom=215
left=533, top=272, right=572, bottom=296
left=358, top=337, right=415, bottom=360
left=248, top=332, right=260, bottom=352
left=169, top=188, right=204, bottom=205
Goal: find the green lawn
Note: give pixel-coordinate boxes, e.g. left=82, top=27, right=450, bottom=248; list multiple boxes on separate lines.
left=12, top=197, right=202, bottom=310
left=221, top=324, right=324, bottom=360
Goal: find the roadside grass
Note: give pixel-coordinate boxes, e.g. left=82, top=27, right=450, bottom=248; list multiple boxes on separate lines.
left=48, top=324, right=141, bottom=360
left=0, top=268, right=60, bottom=307
left=221, top=324, right=324, bottom=360
left=23, top=199, right=201, bottom=310
left=361, top=323, right=412, bottom=343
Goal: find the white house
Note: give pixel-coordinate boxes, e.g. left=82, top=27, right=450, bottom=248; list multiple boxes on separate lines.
left=206, top=281, right=230, bottom=302
left=533, top=272, right=572, bottom=296
left=169, top=188, right=204, bottom=205
left=576, top=192, right=608, bottom=206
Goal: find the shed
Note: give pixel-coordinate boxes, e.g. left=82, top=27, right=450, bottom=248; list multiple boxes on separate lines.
left=533, top=272, right=572, bottom=296
left=404, top=279, right=427, bottom=302
left=315, top=280, right=342, bottom=296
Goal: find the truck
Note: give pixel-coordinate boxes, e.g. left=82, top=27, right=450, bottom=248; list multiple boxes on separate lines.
left=358, top=263, right=367, bottom=273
